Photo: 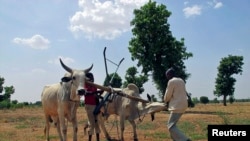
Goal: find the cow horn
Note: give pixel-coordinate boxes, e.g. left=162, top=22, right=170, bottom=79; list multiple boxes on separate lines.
left=59, top=58, right=73, bottom=73
left=84, top=64, right=93, bottom=73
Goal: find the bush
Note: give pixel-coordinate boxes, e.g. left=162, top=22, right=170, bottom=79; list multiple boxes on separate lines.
left=0, top=100, right=11, bottom=109
left=212, top=98, right=220, bottom=103
left=229, top=96, right=235, bottom=104
left=12, top=100, right=18, bottom=105
left=34, top=101, right=42, bottom=106
left=200, top=96, right=209, bottom=104
left=192, top=97, right=199, bottom=104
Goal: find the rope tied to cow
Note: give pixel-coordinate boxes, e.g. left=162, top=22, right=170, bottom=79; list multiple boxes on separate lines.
left=137, top=107, right=146, bottom=123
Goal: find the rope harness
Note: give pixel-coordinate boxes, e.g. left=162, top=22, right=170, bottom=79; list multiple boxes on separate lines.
left=137, top=107, right=146, bottom=122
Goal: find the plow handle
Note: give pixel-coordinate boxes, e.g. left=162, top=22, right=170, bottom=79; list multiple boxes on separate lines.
left=103, top=47, right=108, bottom=77
left=93, top=92, right=112, bottom=116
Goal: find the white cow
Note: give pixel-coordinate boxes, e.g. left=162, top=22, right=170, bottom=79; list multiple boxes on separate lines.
left=97, top=83, right=167, bottom=141
left=41, top=58, right=93, bottom=141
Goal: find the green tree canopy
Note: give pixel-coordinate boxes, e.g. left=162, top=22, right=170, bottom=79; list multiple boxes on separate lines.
left=103, top=73, right=122, bottom=88
left=3, top=86, right=15, bottom=101
left=123, top=66, right=148, bottom=93
left=214, top=55, right=244, bottom=106
left=0, top=76, right=4, bottom=93
left=0, top=76, right=15, bottom=109
left=0, top=76, right=15, bottom=103
left=129, top=1, right=193, bottom=100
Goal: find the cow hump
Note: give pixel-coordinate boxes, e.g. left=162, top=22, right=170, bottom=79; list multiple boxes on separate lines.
left=127, top=83, right=139, bottom=94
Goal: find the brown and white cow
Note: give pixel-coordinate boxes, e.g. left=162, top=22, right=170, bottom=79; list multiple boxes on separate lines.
left=97, top=83, right=167, bottom=141
left=41, top=58, right=93, bottom=141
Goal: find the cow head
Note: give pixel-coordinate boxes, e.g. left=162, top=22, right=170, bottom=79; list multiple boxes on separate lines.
left=122, top=84, right=167, bottom=121
left=59, top=58, right=93, bottom=97
left=139, top=93, right=167, bottom=121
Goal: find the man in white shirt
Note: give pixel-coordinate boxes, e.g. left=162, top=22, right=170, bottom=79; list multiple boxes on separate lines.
left=164, top=68, right=191, bottom=141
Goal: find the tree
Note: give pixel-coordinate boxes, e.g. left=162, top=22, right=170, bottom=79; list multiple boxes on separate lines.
left=103, top=73, right=122, bottom=88
left=129, top=1, right=193, bottom=100
left=3, top=86, right=15, bottom=101
left=200, top=96, right=209, bottom=104
left=0, top=76, right=15, bottom=109
left=0, top=76, right=15, bottom=102
left=123, top=66, right=148, bottom=93
left=0, top=77, right=4, bottom=93
left=214, top=55, right=244, bottom=106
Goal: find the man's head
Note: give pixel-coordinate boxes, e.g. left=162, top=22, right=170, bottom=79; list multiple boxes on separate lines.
left=165, top=67, right=175, bottom=80
left=86, top=72, right=94, bottom=82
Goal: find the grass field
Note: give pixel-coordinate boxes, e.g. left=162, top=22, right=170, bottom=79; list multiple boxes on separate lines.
left=0, top=102, right=250, bottom=141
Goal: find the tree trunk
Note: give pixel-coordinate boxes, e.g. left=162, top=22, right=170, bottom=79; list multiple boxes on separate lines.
left=223, top=95, right=227, bottom=106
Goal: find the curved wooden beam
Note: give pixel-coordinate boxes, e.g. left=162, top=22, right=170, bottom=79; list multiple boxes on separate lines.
left=85, top=81, right=149, bottom=103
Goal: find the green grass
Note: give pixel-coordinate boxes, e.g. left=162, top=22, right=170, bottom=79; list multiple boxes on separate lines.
left=216, top=111, right=230, bottom=124
left=145, top=131, right=170, bottom=140
left=0, top=131, right=16, bottom=140
left=232, top=118, right=250, bottom=124
left=179, top=121, right=207, bottom=140
left=137, top=122, right=156, bottom=130
left=15, top=123, right=28, bottom=129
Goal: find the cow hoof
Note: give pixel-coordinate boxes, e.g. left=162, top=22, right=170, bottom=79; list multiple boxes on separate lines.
left=134, top=139, right=138, bottom=141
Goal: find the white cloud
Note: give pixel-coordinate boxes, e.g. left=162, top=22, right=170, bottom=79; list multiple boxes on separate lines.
left=69, top=0, right=148, bottom=40
left=183, top=5, right=202, bottom=18
left=214, top=1, right=223, bottom=9
left=48, top=56, right=75, bottom=65
left=207, top=0, right=223, bottom=9
left=13, top=34, right=50, bottom=50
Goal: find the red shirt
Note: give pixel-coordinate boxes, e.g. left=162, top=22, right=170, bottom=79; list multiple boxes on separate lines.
left=84, top=84, right=97, bottom=105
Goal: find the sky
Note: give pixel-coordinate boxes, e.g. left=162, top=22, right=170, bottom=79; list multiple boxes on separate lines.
left=0, top=0, right=249, bottom=103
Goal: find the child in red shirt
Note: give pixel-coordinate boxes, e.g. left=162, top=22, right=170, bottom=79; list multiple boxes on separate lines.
left=84, top=72, right=102, bottom=141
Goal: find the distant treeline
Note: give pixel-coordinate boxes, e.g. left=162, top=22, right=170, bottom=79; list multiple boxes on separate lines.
left=192, top=96, right=250, bottom=105
left=1, top=98, right=250, bottom=110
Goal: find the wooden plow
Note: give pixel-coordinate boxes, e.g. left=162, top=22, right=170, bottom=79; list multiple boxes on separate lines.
left=86, top=81, right=150, bottom=103
left=92, top=47, right=149, bottom=116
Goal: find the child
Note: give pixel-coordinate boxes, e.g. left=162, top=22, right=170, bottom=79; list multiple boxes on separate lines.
left=84, top=72, right=103, bottom=141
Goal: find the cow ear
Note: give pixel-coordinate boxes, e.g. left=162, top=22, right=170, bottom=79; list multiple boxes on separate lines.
left=61, top=77, right=72, bottom=82
left=147, top=93, right=152, bottom=102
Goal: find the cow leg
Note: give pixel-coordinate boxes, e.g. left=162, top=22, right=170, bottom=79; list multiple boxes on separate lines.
left=55, top=117, right=63, bottom=141
left=44, top=115, right=50, bottom=141
left=120, top=116, right=125, bottom=141
left=72, top=117, right=78, bottom=141
left=128, top=120, right=138, bottom=141
left=98, top=114, right=111, bottom=140
left=60, top=118, right=67, bottom=141
left=58, top=107, right=67, bottom=141
left=83, top=121, right=89, bottom=135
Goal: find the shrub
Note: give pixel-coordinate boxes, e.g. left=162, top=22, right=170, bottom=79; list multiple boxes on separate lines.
left=200, top=96, right=209, bottom=104
left=0, top=100, right=11, bottom=109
